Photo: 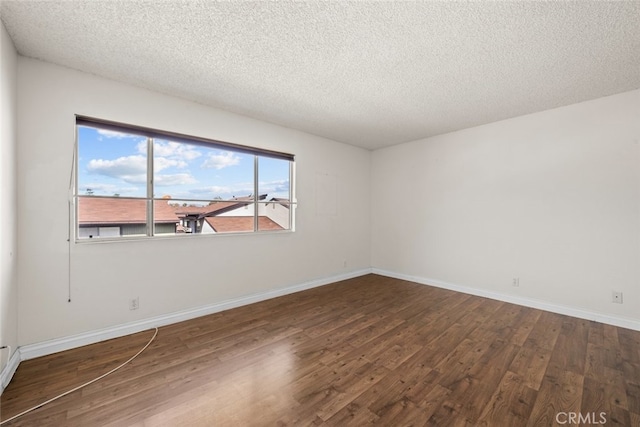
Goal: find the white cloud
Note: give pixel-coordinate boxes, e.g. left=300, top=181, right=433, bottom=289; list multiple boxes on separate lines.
left=189, top=186, right=233, bottom=195
left=136, top=141, right=201, bottom=171
left=87, top=155, right=147, bottom=184
left=153, top=141, right=202, bottom=161
left=137, top=141, right=147, bottom=154
left=86, top=153, right=196, bottom=190
left=154, top=173, right=197, bottom=186
left=259, top=180, right=290, bottom=194
left=201, top=151, right=241, bottom=170
left=187, top=181, right=254, bottom=200
left=155, top=157, right=187, bottom=171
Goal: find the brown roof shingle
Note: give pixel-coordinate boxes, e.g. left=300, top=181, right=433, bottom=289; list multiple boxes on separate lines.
left=78, top=197, right=179, bottom=225
left=204, top=216, right=283, bottom=233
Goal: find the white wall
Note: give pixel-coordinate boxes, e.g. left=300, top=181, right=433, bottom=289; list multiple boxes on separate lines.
left=372, top=90, right=640, bottom=324
left=0, top=22, right=19, bottom=374
left=14, top=53, right=639, bottom=350
left=17, top=57, right=371, bottom=345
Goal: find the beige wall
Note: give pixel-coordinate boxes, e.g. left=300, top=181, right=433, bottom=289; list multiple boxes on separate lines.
left=372, top=89, right=640, bottom=325
left=16, top=57, right=371, bottom=345
left=0, top=21, right=19, bottom=374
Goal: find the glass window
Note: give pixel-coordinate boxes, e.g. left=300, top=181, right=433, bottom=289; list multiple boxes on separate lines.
left=75, top=118, right=295, bottom=240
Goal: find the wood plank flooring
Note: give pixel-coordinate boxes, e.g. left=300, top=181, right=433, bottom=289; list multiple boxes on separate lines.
left=1, top=274, right=639, bottom=426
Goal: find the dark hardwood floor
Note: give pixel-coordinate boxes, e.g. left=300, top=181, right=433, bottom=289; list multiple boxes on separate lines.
left=1, top=274, right=639, bottom=426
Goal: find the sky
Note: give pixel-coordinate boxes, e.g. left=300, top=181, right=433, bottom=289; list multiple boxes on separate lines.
left=77, top=126, right=291, bottom=203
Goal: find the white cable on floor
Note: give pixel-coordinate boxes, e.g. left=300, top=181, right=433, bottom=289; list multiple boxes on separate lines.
left=0, top=327, right=158, bottom=426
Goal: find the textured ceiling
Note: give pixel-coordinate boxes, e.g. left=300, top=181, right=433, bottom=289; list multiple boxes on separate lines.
left=1, top=1, right=639, bottom=150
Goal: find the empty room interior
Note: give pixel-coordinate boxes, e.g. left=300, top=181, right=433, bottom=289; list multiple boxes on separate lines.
left=1, top=1, right=640, bottom=426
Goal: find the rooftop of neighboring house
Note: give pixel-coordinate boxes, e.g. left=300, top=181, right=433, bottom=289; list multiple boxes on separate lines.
left=173, top=194, right=269, bottom=218
left=204, top=216, right=283, bottom=233
left=78, top=194, right=289, bottom=227
left=78, top=197, right=179, bottom=225
left=269, top=198, right=291, bottom=209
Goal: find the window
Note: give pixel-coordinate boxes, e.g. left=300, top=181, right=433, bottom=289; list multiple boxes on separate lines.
left=75, top=117, right=295, bottom=240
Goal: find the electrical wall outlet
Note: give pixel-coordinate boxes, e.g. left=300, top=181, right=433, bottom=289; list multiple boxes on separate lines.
left=130, top=297, right=139, bottom=310
left=512, top=277, right=520, bottom=287
left=612, top=291, right=623, bottom=304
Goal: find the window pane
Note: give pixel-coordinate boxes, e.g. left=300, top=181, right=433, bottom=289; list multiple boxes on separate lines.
left=153, top=199, right=180, bottom=235
left=257, top=201, right=291, bottom=231
left=77, top=196, right=148, bottom=239
left=153, top=139, right=254, bottom=201
left=258, top=157, right=290, bottom=201
left=77, top=126, right=147, bottom=198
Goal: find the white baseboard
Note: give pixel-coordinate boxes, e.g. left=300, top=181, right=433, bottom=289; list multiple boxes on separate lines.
left=18, top=268, right=372, bottom=362
left=372, top=268, right=640, bottom=332
left=1, top=349, right=21, bottom=394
